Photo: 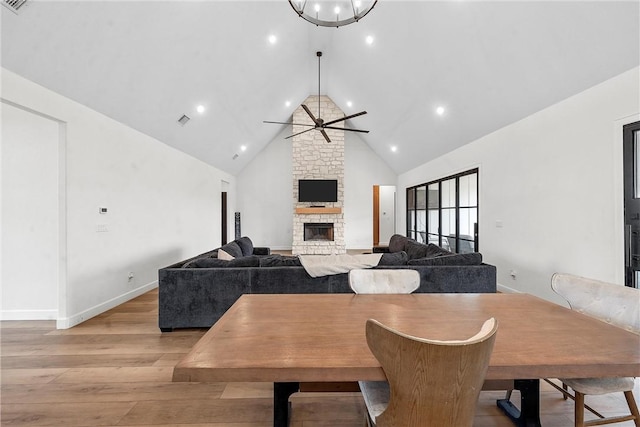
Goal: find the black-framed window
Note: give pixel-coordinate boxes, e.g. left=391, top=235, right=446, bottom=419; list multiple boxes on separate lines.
left=406, top=169, right=478, bottom=253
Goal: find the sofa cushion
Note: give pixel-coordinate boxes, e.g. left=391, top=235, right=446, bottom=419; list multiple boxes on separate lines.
left=424, top=243, right=453, bottom=257
left=236, top=236, right=254, bottom=257
left=220, top=241, right=243, bottom=258
left=407, top=252, right=483, bottom=266
left=259, top=254, right=302, bottom=267
left=388, top=234, right=409, bottom=253
left=404, top=239, right=429, bottom=260
left=377, top=251, right=408, bottom=266
left=184, top=255, right=260, bottom=268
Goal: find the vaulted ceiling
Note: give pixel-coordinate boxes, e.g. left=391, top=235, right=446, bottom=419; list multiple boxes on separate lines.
left=2, top=1, right=638, bottom=175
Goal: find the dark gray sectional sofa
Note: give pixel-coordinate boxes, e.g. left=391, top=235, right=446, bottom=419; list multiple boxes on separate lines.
left=158, top=235, right=497, bottom=331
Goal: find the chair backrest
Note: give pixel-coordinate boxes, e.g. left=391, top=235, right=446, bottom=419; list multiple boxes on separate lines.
left=349, top=269, right=420, bottom=294
left=551, top=273, right=640, bottom=334
left=366, top=317, right=498, bottom=427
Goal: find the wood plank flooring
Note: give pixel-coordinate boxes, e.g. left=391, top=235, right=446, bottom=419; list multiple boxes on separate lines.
left=2, top=288, right=638, bottom=426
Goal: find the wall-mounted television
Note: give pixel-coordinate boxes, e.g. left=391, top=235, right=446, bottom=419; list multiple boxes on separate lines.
left=298, top=179, right=338, bottom=203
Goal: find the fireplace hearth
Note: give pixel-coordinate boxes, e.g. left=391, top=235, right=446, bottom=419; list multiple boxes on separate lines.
left=304, top=223, right=334, bottom=241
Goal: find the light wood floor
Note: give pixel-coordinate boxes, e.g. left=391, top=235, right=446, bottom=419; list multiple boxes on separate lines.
left=2, top=288, right=638, bottom=426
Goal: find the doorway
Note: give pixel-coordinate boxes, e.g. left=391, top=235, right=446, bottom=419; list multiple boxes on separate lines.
left=623, top=120, right=640, bottom=288
left=373, top=185, right=396, bottom=246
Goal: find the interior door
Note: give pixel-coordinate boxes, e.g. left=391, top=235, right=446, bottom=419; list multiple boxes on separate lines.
left=623, top=120, right=640, bottom=288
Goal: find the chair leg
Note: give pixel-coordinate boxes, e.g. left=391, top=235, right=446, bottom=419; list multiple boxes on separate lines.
left=575, top=391, right=585, bottom=427
left=563, top=382, right=569, bottom=401
left=624, top=390, right=640, bottom=427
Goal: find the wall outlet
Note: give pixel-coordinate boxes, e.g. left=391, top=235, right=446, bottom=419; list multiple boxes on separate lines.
left=95, top=224, right=109, bottom=232
left=127, top=272, right=134, bottom=281
left=509, top=270, right=517, bottom=279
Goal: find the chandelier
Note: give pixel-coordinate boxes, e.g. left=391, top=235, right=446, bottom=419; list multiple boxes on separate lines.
left=288, top=0, right=378, bottom=28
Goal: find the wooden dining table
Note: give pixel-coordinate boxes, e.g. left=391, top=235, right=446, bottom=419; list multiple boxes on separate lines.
left=173, top=293, right=640, bottom=427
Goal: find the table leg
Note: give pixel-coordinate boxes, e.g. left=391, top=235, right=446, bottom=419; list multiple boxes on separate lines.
left=274, top=382, right=299, bottom=427
left=496, top=379, right=542, bottom=427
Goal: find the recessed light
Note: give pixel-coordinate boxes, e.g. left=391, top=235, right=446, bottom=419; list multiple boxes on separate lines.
left=334, top=6, right=340, bottom=14
left=314, top=4, right=320, bottom=12
left=196, top=105, right=205, bottom=114
left=268, top=34, right=277, bottom=44
left=346, top=101, right=353, bottom=108
left=436, top=106, right=446, bottom=116
left=365, top=35, right=374, bottom=45
left=391, top=146, right=398, bottom=152
left=285, top=101, right=291, bottom=107
left=240, top=145, right=247, bottom=152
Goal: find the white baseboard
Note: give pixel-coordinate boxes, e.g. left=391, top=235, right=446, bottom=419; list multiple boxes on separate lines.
left=0, top=309, right=58, bottom=321
left=497, top=282, right=522, bottom=293
left=56, top=281, right=158, bottom=329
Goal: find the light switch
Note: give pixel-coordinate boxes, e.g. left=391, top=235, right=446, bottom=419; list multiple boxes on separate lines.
left=96, top=224, right=109, bottom=232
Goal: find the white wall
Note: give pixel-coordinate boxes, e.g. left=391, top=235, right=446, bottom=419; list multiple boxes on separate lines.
left=344, top=133, right=397, bottom=249
left=1, top=102, right=59, bottom=319
left=1, top=69, right=234, bottom=327
left=235, top=127, right=293, bottom=250
left=397, top=67, right=640, bottom=304
left=236, top=127, right=397, bottom=250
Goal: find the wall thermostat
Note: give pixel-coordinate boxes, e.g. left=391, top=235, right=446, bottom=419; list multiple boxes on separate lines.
left=99, top=207, right=108, bottom=214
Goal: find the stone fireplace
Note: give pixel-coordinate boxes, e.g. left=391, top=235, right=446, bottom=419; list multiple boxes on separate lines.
left=292, top=95, right=346, bottom=255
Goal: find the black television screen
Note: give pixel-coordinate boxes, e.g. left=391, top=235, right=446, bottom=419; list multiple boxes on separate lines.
left=298, top=179, right=338, bottom=203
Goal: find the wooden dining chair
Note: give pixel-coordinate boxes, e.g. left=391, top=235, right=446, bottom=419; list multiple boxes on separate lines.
left=549, top=273, right=640, bottom=427
left=348, top=269, right=420, bottom=294
left=359, top=317, right=498, bottom=427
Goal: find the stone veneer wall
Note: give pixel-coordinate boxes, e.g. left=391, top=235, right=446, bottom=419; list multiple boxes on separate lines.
left=292, top=95, right=346, bottom=255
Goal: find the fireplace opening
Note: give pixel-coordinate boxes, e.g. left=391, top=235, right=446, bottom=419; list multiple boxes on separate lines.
left=304, top=223, right=334, bottom=241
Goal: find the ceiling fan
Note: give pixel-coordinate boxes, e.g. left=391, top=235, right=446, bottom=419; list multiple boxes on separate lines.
left=264, top=51, right=369, bottom=143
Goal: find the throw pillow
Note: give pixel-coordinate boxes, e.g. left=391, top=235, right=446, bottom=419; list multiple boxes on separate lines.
left=182, top=257, right=207, bottom=268
left=388, top=234, right=409, bottom=253
left=377, top=251, right=409, bottom=266
left=259, top=254, right=302, bottom=267
left=407, top=252, right=482, bottom=266
left=181, top=250, right=219, bottom=267
left=236, top=236, right=254, bottom=257
left=425, top=243, right=453, bottom=257
left=220, top=241, right=243, bottom=258
left=404, top=239, right=429, bottom=260
left=218, top=249, right=235, bottom=260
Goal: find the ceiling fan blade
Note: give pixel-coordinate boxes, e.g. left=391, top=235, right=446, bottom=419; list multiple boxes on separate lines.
left=264, top=120, right=315, bottom=127
left=301, top=104, right=321, bottom=125
left=324, top=126, right=370, bottom=134
left=320, top=129, right=331, bottom=143
left=284, top=127, right=316, bottom=139
left=323, top=111, right=367, bottom=126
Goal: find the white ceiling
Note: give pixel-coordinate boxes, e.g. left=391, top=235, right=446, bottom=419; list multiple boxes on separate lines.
left=2, top=1, right=638, bottom=175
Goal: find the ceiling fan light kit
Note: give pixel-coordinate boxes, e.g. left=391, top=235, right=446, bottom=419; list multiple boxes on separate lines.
left=264, top=51, right=369, bottom=143
left=288, top=0, right=378, bottom=28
